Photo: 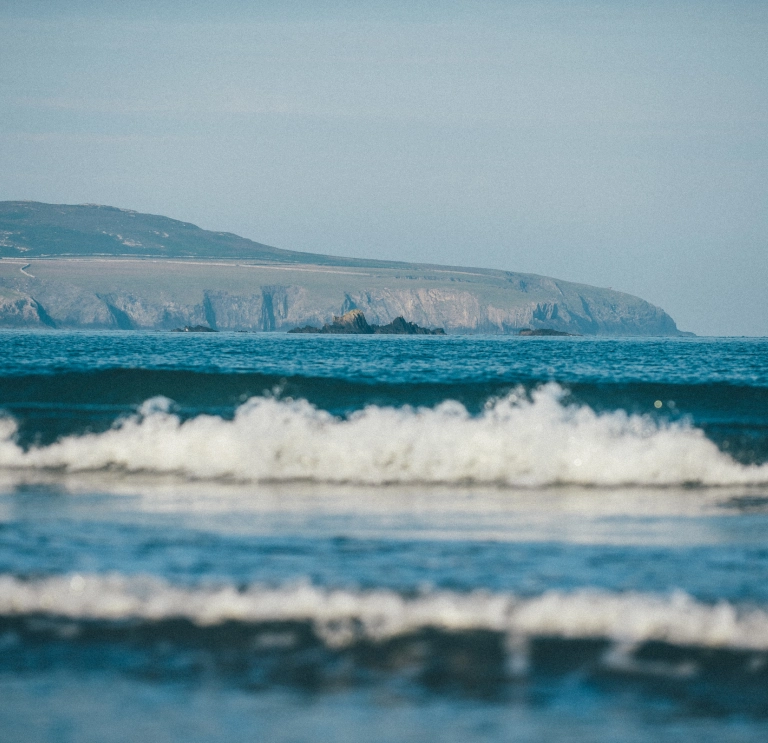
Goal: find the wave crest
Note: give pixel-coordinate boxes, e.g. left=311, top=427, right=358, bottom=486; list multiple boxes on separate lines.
left=3, top=573, right=768, bottom=652
left=1, top=385, right=766, bottom=487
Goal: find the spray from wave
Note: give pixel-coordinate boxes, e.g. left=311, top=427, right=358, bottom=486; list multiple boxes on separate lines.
left=0, top=384, right=766, bottom=487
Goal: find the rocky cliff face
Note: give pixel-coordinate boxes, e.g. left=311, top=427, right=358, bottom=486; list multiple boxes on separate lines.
left=0, top=290, right=54, bottom=327
left=0, top=263, right=683, bottom=335
left=331, top=286, right=678, bottom=336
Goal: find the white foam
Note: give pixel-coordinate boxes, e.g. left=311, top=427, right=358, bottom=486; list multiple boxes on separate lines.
left=2, top=573, right=768, bottom=651
left=0, top=385, right=765, bottom=487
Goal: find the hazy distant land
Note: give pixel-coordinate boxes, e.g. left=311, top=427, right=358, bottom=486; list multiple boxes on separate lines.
left=0, top=202, right=684, bottom=335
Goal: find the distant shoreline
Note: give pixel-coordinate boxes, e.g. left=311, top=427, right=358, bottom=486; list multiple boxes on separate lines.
left=0, top=202, right=688, bottom=336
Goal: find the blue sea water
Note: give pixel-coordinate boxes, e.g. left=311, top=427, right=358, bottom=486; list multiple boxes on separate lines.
left=1, top=331, right=767, bottom=742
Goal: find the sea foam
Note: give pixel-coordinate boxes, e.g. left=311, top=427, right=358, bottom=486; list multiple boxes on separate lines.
left=0, top=385, right=765, bottom=487
left=2, top=573, right=768, bottom=652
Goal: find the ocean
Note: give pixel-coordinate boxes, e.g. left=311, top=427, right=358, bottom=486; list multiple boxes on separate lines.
left=1, top=331, right=767, bottom=742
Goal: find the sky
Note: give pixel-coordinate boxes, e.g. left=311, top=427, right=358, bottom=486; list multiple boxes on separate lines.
left=1, top=1, right=766, bottom=335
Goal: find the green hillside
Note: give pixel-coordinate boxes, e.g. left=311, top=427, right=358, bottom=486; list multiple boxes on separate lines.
left=0, top=201, right=414, bottom=269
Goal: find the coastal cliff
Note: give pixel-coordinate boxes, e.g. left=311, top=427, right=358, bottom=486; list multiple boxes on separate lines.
left=0, top=202, right=686, bottom=335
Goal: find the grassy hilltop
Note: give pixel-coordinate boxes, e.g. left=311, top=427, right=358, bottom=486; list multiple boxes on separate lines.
left=0, top=202, right=411, bottom=267
left=0, top=201, right=684, bottom=335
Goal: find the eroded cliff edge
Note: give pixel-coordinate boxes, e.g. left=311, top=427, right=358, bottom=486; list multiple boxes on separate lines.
left=0, top=202, right=686, bottom=335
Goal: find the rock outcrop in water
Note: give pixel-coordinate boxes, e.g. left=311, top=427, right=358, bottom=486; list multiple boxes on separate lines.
left=518, top=328, right=575, bottom=336
left=0, top=201, right=690, bottom=335
left=289, top=309, right=445, bottom=335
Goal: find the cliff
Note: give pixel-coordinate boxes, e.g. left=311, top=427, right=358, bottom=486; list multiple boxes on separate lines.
left=0, top=202, right=686, bottom=335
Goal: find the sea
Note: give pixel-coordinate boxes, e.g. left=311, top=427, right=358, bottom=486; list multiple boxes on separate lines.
left=1, top=330, right=767, bottom=742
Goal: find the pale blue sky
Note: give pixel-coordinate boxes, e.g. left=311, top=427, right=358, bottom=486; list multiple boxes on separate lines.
left=1, top=1, right=766, bottom=335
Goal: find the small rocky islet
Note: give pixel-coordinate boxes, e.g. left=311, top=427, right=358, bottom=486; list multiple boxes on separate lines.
left=289, top=309, right=445, bottom=335
left=517, top=328, right=576, bottom=336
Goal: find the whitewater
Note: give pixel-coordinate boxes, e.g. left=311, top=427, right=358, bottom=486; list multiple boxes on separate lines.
left=1, top=385, right=766, bottom=487
left=5, top=573, right=768, bottom=652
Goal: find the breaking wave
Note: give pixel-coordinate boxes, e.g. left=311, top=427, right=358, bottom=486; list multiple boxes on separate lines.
left=0, top=384, right=766, bottom=487
left=3, top=572, right=768, bottom=652
left=6, top=573, right=768, bottom=706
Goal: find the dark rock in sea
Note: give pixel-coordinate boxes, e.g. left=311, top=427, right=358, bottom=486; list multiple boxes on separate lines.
left=290, top=309, right=373, bottom=334
left=375, top=316, right=446, bottom=335
left=518, top=328, right=576, bottom=336
left=171, top=325, right=217, bottom=332
left=289, top=309, right=445, bottom=335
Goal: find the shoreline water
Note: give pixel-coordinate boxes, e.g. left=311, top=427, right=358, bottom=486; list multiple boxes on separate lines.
left=1, top=333, right=767, bottom=741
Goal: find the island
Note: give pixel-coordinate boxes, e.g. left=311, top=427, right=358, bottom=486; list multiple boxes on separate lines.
left=0, top=201, right=691, bottom=336
left=289, top=309, right=445, bottom=335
